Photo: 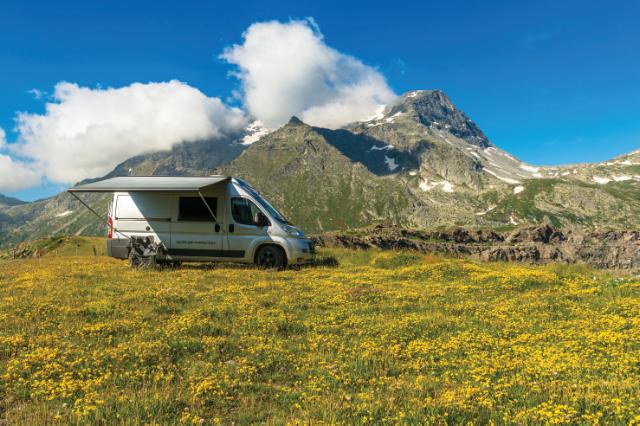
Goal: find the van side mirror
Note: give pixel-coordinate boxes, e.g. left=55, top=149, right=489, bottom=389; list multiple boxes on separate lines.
left=254, top=211, right=270, bottom=227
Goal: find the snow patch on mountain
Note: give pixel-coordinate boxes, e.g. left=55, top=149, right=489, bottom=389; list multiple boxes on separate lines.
left=419, top=179, right=454, bottom=192
left=384, top=156, right=398, bottom=171
left=385, top=111, right=403, bottom=123
left=371, top=144, right=394, bottom=151
left=242, top=121, right=271, bottom=145
left=406, top=91, right=423, bottom=98
left=593, top=176, right=611, bottom=184
left=441, top=181, right=455, bottom=192
left=485, top=169, right=521, bottom=185
left=519, top=164, right=540, bottom=173
left=364, top=104, right=387, bottom=122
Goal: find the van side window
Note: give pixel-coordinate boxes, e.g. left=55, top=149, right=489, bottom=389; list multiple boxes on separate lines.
left=178, top=197, right=217, bottom=222
left=231, top=197, right=261, bottom=226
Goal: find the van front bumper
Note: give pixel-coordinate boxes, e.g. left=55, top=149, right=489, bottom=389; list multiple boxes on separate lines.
left=287, top=238, right=316, bottom=264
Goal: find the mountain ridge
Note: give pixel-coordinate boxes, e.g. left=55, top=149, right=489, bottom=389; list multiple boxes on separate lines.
left=0, top=194, right=26, bottom=208
left=0, top=89, right=638, bottom=246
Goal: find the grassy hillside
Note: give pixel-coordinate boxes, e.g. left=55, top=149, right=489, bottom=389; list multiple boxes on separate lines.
left=0, top=236, right=106, bottom=259
left=0, top=192, right=110, bottom=249
left=1, top=250, right=639, bottom=423
left=217, top=119, right=411, bottom=233
left=0, top=194, right=26, bottom=208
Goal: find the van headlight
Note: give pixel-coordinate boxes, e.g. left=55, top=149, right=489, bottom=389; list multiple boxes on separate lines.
left=283, top=225, right=305, bottom=238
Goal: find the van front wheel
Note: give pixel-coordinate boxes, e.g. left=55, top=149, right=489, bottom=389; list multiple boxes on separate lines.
left=255, top=245, right=286, bottom=270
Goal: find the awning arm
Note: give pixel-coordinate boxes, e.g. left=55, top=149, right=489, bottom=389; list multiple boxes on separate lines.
left=198, top=191, right=217, bottom=222
left=69, top=191, right=106, bottom=222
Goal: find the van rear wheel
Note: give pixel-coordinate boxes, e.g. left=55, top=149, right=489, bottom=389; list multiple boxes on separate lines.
left=255, top=245, right=286, bottom=270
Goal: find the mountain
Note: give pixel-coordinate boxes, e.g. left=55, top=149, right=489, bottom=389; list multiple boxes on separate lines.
left=216, top=90, right=640, bottom=231
left=0, top=194, right=26, bottom=208
left=216, top=116, right=411, bottom=230
left=1, top=90, right=639, bottom=247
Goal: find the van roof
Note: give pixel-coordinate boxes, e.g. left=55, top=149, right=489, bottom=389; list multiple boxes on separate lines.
left=68, top=176, right=231, bottom=193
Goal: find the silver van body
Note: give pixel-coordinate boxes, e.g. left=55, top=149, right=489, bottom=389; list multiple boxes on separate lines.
left=70, top=176, right=315, bottom=266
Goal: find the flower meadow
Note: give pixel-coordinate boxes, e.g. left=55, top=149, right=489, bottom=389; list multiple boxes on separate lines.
left=1, top=248, right=639, bottom=424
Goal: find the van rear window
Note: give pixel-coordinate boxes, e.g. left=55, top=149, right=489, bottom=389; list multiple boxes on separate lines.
left=178, top=197, right=217, bottom=222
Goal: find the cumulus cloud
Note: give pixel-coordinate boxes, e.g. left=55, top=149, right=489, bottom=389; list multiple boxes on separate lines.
left=0, top=156, right=42, bottom=192
left=0, top=131, right=42, bottom=191
left=2, top=18, right=397, bottom=191
left=221, top=19, right=397, bottom=129
left=13, top=80, right=247, bottom=183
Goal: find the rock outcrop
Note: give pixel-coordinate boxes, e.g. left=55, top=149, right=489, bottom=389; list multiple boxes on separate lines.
left=311, top=225, right=640, bottom=270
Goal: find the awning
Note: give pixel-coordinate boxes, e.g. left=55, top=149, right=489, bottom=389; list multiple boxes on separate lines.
left=68, top=176, right=231, bottom=193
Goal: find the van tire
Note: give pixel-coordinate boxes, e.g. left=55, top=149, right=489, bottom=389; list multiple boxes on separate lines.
left=255, top=245, right=286, bottom=270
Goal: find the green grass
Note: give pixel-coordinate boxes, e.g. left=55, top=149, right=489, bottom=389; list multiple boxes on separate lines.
left=1, top=249, right=639, bottom=424
left=0, top=236, right=106, bottom=259
left=492, top=179, right=563, bottom=224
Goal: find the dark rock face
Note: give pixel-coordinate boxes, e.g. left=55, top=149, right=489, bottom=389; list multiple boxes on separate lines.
left=506, top=225, right=565, bottom=244
left=480, top=246, right=541, bottom=262
left=396, top=90, right=492, bottom=148
left=311, top=225, right=640, bottom=271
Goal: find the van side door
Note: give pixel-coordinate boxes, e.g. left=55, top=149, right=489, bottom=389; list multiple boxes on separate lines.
left=113, top=193, right=173, bottom=252
left=225, top=197, right=269, bottom=259
left=169, top=195, right=224, bottom=259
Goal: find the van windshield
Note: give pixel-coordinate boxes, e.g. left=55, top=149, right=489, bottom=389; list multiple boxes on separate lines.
left=240, top=183, right=292, bottom=225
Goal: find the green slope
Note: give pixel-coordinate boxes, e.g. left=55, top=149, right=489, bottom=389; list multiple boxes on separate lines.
left=216, top=118, right=413, bottom=232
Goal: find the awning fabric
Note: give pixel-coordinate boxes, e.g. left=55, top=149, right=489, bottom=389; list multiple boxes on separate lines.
left=68, top=176, right=230, bottom=193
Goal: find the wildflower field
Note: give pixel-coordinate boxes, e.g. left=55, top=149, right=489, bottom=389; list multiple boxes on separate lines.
left=1, top=247, right=640, bottom=424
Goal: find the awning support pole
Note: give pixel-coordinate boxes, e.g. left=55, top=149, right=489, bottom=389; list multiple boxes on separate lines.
left=69, top=192, right=106, bottom=222
left=69, top=192, right=131, bottom=240
left=198, top=191, right=217, bottom=222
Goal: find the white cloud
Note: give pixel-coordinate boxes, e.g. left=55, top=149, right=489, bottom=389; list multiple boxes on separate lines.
left=3, top=19, right=397, bottom=191
left=13, top=80, right=247, bottom=183
left=221, top=19, right=397, bottom=129
left=0, top=154, right=42, bottom=192
left=28, top=88, right=44, bottom=100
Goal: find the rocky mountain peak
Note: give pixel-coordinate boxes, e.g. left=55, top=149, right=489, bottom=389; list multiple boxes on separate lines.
left=392, top=89, right=492, bottom=148
left=287, top=116, right=305, bottom=126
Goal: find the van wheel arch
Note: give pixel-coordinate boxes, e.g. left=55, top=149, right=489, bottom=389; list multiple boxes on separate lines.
left=254, top=244, right=287, bottom=270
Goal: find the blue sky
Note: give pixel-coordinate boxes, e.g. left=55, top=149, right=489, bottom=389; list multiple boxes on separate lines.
left=1, top=0, right=639, bottom=201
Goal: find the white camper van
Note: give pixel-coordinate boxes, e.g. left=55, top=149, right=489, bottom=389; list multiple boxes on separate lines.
left=68, top=176, right=315, bottom=268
